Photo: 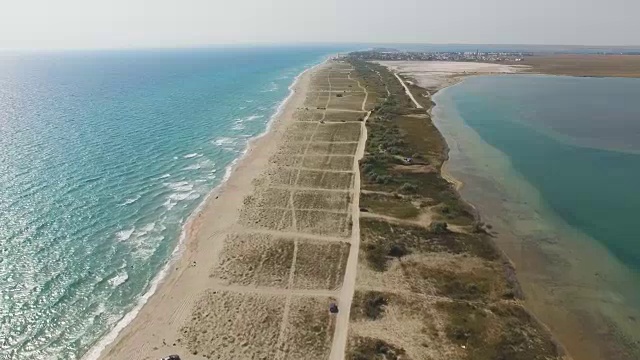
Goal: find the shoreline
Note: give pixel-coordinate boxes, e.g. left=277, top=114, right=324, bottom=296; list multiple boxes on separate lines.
left=429, top=78, right=572, bottom=357
left=427, top=72, right=640, bottom=359
left=84, top=57, right=329, bottom=360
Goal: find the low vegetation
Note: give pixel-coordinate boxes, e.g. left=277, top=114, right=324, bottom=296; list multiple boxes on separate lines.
left=437, top=301, right=561, bottom=360
left=348, top=337, right=408, bottom=360
left=345, top=57, right=563, bottom=360
left=351, top=291, right=389, bottom=320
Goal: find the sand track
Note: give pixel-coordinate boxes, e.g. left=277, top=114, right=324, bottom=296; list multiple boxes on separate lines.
left=329, top=70, right=371, bottom=360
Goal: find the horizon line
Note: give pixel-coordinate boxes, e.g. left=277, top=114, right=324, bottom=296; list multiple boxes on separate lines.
left=3, top=41, right=640, bottom=53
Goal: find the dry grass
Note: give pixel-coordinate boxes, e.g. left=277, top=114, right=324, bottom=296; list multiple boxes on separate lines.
left=314, top=123, right=362, bottom=142
left=293, top=190, right=352, bottom=212
left=301, top=155, right=354, bottom=171
left=331, top=93, right=367, bottom=110
left=306, top=142, right=359, bottom=155
left=244, top=187, right=292, bottom=208
left=360, top=192, right=421, bottom=219
left=293, top=241, right=350, bottom=289
left=180, top=291, right=284, bottom=359
left=240, top=207, right=294, bottom=231
left=281, top=296, right=337, bottom=359
left=322, top=110, right=367, bottom=123
left=297, top=170, right=354, bottom=190
left=296, top=210, right=351, bottom=237
left=516, top=54, right=640, bottom=78
left=214, top=234, right=294, bottom=287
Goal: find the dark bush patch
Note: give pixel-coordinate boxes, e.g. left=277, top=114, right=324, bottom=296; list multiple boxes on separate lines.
left=351, top=291, right=389, bottom=320
left=429, top=221, right=449, bottom=234
left=348, top=336, right=408, bottom=360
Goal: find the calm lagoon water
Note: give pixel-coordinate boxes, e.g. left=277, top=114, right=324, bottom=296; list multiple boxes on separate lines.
left=0, top=46, right=348, bottom=359
left=434, top=75, right=640, bottom=359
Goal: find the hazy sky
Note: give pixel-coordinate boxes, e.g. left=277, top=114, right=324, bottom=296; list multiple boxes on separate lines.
left=1, top=0, right=638, bottom=50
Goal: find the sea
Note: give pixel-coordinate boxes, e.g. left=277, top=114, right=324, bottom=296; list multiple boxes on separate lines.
left=0, top=46, right=350, bottom=359
left=433, top=75, right=640, bottom=359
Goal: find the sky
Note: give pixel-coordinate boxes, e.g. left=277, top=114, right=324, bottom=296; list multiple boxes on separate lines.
left=1, top=0, right=638, bottom=50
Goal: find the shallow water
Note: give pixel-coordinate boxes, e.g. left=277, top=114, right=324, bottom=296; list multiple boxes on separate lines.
left=0, top=46, right=347, bottom=359
left=433, top=75, right=640, bottom=359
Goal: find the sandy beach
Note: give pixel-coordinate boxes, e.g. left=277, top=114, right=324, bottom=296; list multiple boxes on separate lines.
left=90, top=58, right=374, bottom=360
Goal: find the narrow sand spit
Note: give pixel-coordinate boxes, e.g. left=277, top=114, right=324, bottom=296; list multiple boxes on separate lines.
left=93, top=59, right=370, bottom=360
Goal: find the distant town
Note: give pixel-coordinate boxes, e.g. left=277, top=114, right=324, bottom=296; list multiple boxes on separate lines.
left=349, top=48, right=533, bottom=62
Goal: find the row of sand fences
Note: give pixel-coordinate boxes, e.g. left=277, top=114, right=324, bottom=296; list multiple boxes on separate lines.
left=344, top=59, right=567, bottom=360
left=178, top=61, right=373, bottom=359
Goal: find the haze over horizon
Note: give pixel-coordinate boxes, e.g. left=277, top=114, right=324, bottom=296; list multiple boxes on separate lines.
left=1, top=0, right=638, bottom=50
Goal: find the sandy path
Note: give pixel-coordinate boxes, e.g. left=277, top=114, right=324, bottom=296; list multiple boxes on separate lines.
left=329, top=73, right=371, bottom=360
left=394, top=73, right=423, bottom=109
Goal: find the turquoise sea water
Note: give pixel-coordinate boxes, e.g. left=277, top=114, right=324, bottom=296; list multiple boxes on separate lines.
left=0, top=46, right=347, bottom=359
left=434, top=75, right=640, bottom=359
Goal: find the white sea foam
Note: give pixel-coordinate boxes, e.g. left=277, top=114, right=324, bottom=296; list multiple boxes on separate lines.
left=232, top=114, right=263, bottom=131
left=162, top=199, right=176, bottom=210
left=119, top=195, right=140, bottom=206
left=164, top=191, right=200, bottom=210
left=115, top=228, right=135, bottom=242
left=93, top=303, right=106, bottom=317
left=165, top=181, right=193, bottom=192
left=182, top=153, right=202, bottom=159
left=183, top=163, right=202, bottom=170
left=183, top=159, right=214, bottom=171
left=213, top=137, right=235, bottom=146
left=157, top=173, right=171, bottom=180
left=244, top=114, right=263, bottom=121
left=108, top=272, right=129, bottom=288
left=82, top=57, right=331, bottom=360
left=261, top=81, right=278, bottom=92
left=168, top=191, right=198, bottom=202
left=138, top=223, right=156, bottom=236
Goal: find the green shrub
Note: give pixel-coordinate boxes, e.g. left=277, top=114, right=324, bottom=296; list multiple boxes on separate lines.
left=398, top=182, right=418, bottom=194
left=429, top=221, right=449, bottom=233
